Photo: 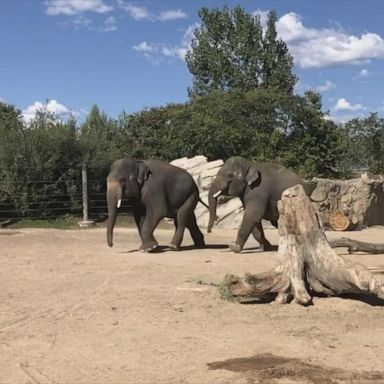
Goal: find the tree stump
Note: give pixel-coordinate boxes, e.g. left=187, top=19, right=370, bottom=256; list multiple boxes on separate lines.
left=224, top=184, right=384, bottom=305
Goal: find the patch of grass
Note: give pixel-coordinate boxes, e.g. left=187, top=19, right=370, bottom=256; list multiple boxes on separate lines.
left=219, top=274, right=239, bottom=302
left=10, top=215, right=81, bottom=229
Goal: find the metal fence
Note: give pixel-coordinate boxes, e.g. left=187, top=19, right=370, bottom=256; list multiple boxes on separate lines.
left=0, top=164, right=131, bottom=225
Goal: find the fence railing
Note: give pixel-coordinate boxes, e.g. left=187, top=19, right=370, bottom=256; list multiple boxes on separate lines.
left=0, top=164, right=131, bottom=226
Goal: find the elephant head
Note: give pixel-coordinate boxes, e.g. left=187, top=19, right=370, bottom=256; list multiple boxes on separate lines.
left=106, top=158, right=150, bottom=247
left=207, top=157, right=260, bottom=232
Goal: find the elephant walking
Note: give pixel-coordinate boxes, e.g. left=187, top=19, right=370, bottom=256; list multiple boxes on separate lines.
left=208, top=156, right=316, bottom=253
left=107, top=158, right=205, bottom=252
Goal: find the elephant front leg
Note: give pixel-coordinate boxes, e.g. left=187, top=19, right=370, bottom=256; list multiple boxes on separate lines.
left=139, top=214, right=162, bottom=252
left=133, top=207, right=145, bottom=240
left=230, top=205, right=266, bottom=253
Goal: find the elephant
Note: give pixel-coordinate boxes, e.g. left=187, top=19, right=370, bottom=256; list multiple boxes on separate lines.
left=106, top=158, right=206, bottom=252
left=207, top=156, right=316, bottom=253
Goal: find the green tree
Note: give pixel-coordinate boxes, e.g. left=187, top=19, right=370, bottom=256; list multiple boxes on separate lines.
left=80, top=104, right=120, bottom=168
left=262, top=10, right=297, bottom=93
left=20, top=108, right=82, bottom=217
left=186, top=6, right=296, bottom=97
left=343, top=113, right=384, bottom=174
left=281, top=91, right=343, bottom=178
left=0, top=103, right=25, bottom=219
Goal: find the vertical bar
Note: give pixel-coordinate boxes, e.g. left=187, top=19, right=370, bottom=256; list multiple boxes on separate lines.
left=82, top=162, right=89, bottom=222
left=78, top=163, right=94, bottom=227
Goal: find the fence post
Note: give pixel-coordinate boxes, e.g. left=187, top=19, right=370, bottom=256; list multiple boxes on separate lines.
left=78, top=163, right=95, bottom=228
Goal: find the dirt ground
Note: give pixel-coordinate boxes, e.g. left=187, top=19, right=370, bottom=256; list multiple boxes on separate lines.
left=1, top=223, right=384, bottom=384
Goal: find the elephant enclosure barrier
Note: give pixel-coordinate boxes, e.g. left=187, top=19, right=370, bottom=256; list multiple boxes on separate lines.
left=0, top=164, right=124, bottom=226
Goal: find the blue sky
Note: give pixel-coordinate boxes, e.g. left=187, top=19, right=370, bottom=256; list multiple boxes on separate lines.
left=1, top=0, right=384, bottom=123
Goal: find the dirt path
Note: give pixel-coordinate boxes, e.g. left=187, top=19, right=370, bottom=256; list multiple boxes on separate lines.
left=1, top=226, right=384, bottom=383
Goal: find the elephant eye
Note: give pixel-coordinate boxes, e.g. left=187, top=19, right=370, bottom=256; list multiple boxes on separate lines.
left=226, top=171, right=234, bottom=178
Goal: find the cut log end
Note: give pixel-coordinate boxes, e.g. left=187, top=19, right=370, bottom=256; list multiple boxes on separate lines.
left=329, top=210, right=351, bottom=231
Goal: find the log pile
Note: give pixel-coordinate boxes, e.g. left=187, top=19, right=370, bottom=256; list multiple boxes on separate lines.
left=311, top=174, right=384, bottom=230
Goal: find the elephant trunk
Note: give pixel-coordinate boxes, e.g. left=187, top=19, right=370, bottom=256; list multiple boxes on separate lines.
left=106, top=179, right=123, bottom=247
left=207, top=182, right=223, bottom=233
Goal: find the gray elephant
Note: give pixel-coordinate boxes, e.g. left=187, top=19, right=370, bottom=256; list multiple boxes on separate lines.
left=207, top=156, right=316, bottom=253
left=106, top=158, right=206, bottom=252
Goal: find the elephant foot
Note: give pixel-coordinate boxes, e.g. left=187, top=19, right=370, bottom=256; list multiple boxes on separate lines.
left=139, top=241, right=158, bottom=253
left=260, top=243, right=275, bottom=252
left=229, top=242, right=242, bottom=253
left=194, top=242, right=206, bottom=249
left=168, top=243, right=180, bottom=251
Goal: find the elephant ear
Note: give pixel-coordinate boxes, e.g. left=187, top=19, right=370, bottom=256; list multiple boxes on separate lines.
left=136, top=161, right=151, bottom=185
left=246, top=166, right=261, bottom=188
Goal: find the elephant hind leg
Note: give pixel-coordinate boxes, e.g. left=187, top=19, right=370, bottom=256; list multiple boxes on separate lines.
left=169, top=194, right=199, bottom=250
left=187, top=213, right=205, bottom=248
left=252, top=222, right=273, bottom=251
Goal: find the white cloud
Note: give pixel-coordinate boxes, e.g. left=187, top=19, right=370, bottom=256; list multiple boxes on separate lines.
left=118, top=1, right=186, bottom=22
left=358, top=68, right=370, bottom=77
left=157, top=9, right=187, bottom=21
left=251, top=9, right=269, bottom=29
left=22, top=100, right=73, bottom=123
left=316, top=80, right=336, bottom=92
left=118, top=1, right=151, bottom=20
left=72, top=14, right=92, bottom=29
left=103, top=16, right=117, bottom=32
left=133, top=23, right=198, bottom=63
left=276, top=12, right=384, bottom=68
left=45, top=0, right=112, bottom=15
left=332, top=98, right=365, bottom=112
left=133, top=41, right=155, bottom=53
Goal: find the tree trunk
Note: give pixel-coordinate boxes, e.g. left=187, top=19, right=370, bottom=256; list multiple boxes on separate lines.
left=223, top=184, right=384, bottom=305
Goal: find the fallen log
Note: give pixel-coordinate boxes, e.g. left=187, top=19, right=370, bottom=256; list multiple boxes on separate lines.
left=222, top=184, right=384, bottom=305
left=329, top=238, right=384, bottom=254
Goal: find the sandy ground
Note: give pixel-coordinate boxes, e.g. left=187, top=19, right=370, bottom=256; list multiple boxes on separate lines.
left=1, top=223, right=384, bottom=384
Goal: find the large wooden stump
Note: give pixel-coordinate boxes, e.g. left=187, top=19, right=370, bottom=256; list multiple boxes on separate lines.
left=224, top=184, right=384, bottom=305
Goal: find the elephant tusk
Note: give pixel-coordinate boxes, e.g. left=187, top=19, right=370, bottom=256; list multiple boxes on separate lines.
left=117, top=199, right=122, bottom=208
left=213, top=190, right=222, bottom=198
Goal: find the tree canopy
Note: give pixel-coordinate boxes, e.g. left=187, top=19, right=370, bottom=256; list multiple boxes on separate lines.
left=186, top=6, right=297, bottom=97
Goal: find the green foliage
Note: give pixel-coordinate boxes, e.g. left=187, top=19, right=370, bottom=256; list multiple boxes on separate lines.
left=342, top=113, right=384, bottom=174
left=115, top=89, right=344, bottom=179
left=0, top=103, right=83, bottom=219
left=9, top=215, right=79, bottom=229
left=186, top=6, right=297, bottom=97
left=280, top=91, right=343, bottom=178
left=80, top=104, right=122, bottom=168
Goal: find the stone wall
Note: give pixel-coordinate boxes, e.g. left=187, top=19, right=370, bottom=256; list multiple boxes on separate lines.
left=311, top=174, right=384, bottom=230
left=171, top=156, right=384, bottom=231
left=170, top=156, right=244, bottom=230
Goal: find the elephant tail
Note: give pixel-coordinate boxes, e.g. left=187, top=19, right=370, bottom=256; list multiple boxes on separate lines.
left=198, top=198, right=209, bottom=210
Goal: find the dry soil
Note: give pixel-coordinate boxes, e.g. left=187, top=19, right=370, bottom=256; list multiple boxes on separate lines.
left=1, top=224, right=384, bottom=383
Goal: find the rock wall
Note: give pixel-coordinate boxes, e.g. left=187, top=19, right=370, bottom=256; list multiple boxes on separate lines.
left=171, top=156, right=384, bottom=231
left=311, top=174, right=384, bottom=230
left=170, top=156, right=244, bottom=230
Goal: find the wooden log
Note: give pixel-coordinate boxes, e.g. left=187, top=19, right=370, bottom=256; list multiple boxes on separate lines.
left=224, top=184, right=384, bottom=305
left=329, top=238, right=384, bottom=254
